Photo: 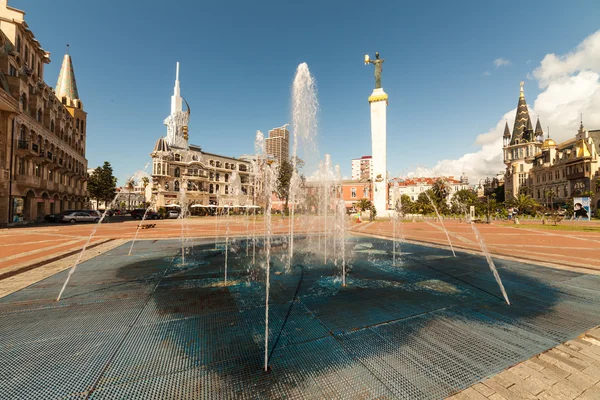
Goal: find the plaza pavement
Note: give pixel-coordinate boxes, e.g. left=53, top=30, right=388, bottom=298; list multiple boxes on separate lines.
left=1, top=215, right=599, bottom=399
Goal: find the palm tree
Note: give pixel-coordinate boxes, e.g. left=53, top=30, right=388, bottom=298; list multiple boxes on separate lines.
left=126, top=179, right=135, bottom=210
left=356, top=198, right=372, bottom=212
left=432, top=178, right=451, bottom=202
left=506, top=194, right=538, bottom=215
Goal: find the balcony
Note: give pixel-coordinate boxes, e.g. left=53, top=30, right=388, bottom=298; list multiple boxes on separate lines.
left=40, top=180, right=56, bottom=191
left=15, top=174, right=41, bottom=187
left=566, top=171, right=585, bottom=180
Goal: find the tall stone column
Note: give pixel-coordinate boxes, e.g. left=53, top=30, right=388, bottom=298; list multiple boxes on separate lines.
left=369, top=88, right=388, bottom=215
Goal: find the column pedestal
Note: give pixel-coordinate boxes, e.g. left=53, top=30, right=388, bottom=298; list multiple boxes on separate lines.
left=369, top=88, right=388, bottom=216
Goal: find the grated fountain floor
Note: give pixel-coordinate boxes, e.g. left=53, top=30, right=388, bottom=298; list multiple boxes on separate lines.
left=1, top=237, right=599, bottom=399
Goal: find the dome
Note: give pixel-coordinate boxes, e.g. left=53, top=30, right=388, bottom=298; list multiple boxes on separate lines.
left=153, top=137, right=170, bottom=152
left=541, top=138, right=557, bottom=149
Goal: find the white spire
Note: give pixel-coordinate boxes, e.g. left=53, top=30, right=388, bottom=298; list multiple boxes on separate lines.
left=171, top=62, right=183, bottom=114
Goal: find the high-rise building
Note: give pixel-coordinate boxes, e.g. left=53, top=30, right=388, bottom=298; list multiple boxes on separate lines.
left=0, top=1, right=89, bottom=226
left=351, top=155, right=373, bottom=180
left=265, top=126, right=289, bottom=163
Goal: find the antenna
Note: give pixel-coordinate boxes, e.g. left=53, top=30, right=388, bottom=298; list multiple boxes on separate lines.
left=176, top=62, right=180, bottom=82
left=66, top=44, right=69, bottom=55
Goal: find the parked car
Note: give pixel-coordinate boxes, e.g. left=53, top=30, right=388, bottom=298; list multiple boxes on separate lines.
left=46, top=209, right=100, bottom=222
left=130, top=209, right=160, bottom=220
left=167, top=210, right=180, bottom=219
left=62, top=211, right=100, bottom=224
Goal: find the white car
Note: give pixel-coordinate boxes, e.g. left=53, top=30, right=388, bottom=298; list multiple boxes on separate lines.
left=167, top=210, right=180, bottom=219
left=62, top=211, right=100, bottom=224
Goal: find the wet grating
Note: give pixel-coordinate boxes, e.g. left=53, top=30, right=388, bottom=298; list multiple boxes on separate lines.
left=0, top=237, right=599, bottom=399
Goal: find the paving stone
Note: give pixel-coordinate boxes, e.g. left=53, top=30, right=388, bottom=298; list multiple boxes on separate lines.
left=552, top=379, right=587, bottom=399
left=507, top=382, right=538, bottom=399
left=575, top=384, right=600, bottom=400
left=515, top=363, right=559, bottom=387
left=541, top=352, right=584, bottom=374
left=581, top=364, right=600, bottom=379
left=483, top=379, right=523, bottom=400
left=461, top=387, right=489, bottom=400
left=492, top=370, right=520, bottom=388
left=471, top=383, right=495, bottom=397
left=531, top=358, right=570, bottom=379
left=523, top=359, right=546, bottom=372
left=567, top=371, right=599, bottom=389
left=487, top=394, right=507, bottom=400
left=585, top=328, right=600, bottom=341
left=557, top=344, right=598, bottom=364
left=522, top=376, right=551, bottom=396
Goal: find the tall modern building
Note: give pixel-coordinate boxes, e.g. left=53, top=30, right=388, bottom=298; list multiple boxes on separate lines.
left=265, top=125, right=289, bottom=163
left=0, top=1, right=88, bottom=226
left=351, top=155, right=373, bottom=180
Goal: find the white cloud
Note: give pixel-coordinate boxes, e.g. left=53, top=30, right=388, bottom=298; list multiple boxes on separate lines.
left=494, top=58, right=511, bottom=68
left=407, top=30, right=600, bottom=183
left=533, top=30, right=600, bottom=88
left=483, top=71, right=491, bottom=76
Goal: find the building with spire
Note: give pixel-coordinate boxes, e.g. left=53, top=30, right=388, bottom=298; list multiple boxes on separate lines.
left=502, top=82, right=544, bottom=199
left=0, top=1, right=89, bottom=226
left=502, top=81, right=600, bottom=214
left=150, top=64, right=254, bottom=209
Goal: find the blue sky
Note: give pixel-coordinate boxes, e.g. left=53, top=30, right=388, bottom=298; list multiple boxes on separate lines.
left=15, top=0, right=600, bottom=184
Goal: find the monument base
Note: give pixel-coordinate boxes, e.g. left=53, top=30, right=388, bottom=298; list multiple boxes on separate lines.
left=370, top=88, right=388, bottom=215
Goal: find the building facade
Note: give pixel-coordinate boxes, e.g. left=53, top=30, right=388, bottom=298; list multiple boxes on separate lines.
left=502, top=82, right=544, bottom=199
left=265, top=126, right=289, bottom=164
left=351, top=155, right=373, bottom=181
left=0, top=2, right=88, bottom=226
left=527, top=123, right=600, bottom=210
left=150, top=64, right=254, bottom=208
left=389, top=175, right=470, bottom=206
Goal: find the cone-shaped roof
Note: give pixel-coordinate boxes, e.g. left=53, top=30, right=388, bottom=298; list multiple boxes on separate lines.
left=534, top=117, right=543, bottom=135
left=55, top=53, right=79, bottom=106
left=510, top=81, right=532, bottom=144
left=503, top=121, right=511, bottom=138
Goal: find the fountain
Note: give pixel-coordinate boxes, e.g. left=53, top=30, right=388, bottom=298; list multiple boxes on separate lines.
left=391, top=181, right=401, bottom=266
left=289, top=63, right=318, bottom=268
left=424, top=190, right=456, bottom=257
left=56, top=191, right=122, bottom=302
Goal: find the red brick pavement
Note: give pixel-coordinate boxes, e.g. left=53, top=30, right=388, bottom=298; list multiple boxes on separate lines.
left=1, top=217, right=599, bottom=275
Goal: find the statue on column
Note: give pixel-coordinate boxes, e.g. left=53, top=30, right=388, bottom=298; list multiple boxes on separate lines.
left=365, top=52, right=385, bottom=89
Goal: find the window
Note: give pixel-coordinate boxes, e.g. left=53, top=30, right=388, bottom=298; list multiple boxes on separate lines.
left=225, top=173, right=229, bottom=182
left=225, top=185, right=229, bottom=194
left=48, top=170, right=53, bottom=181
left=174, top=167, right=180, bottom=177
left=20, top=93, right=27, bottom=111
left=81, top=121, right=85, bottom=133
left=9, top=64, right=16, bottom=77
left=209, top=184, right=214, bottom=194
left=174, top=181, right=180, bottom=191
left=157, top=164, right=162, bottom=175
left=76, top=119, right=79, bottom=129
left=37, top=109, right=42, bottom=122
left=351, top=187, right=356, bottom=198
left=216, top=173, right=220, bottom=181
left=18, top=158, right=25, bottom=175
left=174, top=154, right=181, bottom=161
left=16, top=35, right=21, bottom=53
left=50, top=120, right=55, bottom=133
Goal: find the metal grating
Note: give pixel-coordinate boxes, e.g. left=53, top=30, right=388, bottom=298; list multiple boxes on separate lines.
left=0, top=237, right=599, bottom=399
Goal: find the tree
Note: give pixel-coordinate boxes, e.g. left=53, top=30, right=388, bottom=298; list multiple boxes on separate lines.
left=126, top=179, right=135, bottom=210
left=87, top=161, right=117, bottom=209
left=506, top=194, right=539, bottom=215
left=416, top=191, right=435, bottom=214
left=276, top=158, right=304, bottom=216
left=356, top=198, right=372, bottom=212
left=400, top=194, right=415, bottom=214
left=450, top=189, right=477, bottom=214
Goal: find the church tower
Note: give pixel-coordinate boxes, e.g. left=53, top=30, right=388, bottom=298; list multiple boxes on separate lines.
left=164, top=62, right=190, bottom=149
left=502, top=82, right=543, bottom=199
left=55, top=51, right=87, bottom=156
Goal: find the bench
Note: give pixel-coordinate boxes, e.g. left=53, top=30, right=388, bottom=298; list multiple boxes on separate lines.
left=140, top=224, right=156, bottom=230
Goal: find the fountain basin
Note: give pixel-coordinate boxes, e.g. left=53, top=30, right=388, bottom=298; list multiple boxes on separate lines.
left=1, top=237, right=599, bottom=399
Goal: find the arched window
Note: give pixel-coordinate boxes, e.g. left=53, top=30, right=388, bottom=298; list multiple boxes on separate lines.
left=225, top=185, right=229, bottom=194
left=225, top=173, right=229, bottom=182
left=174, top=167, right=180, bottom=177
left=174, top=181, right=180, bottom=192
left=174, top=154, right=181, bottom=161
